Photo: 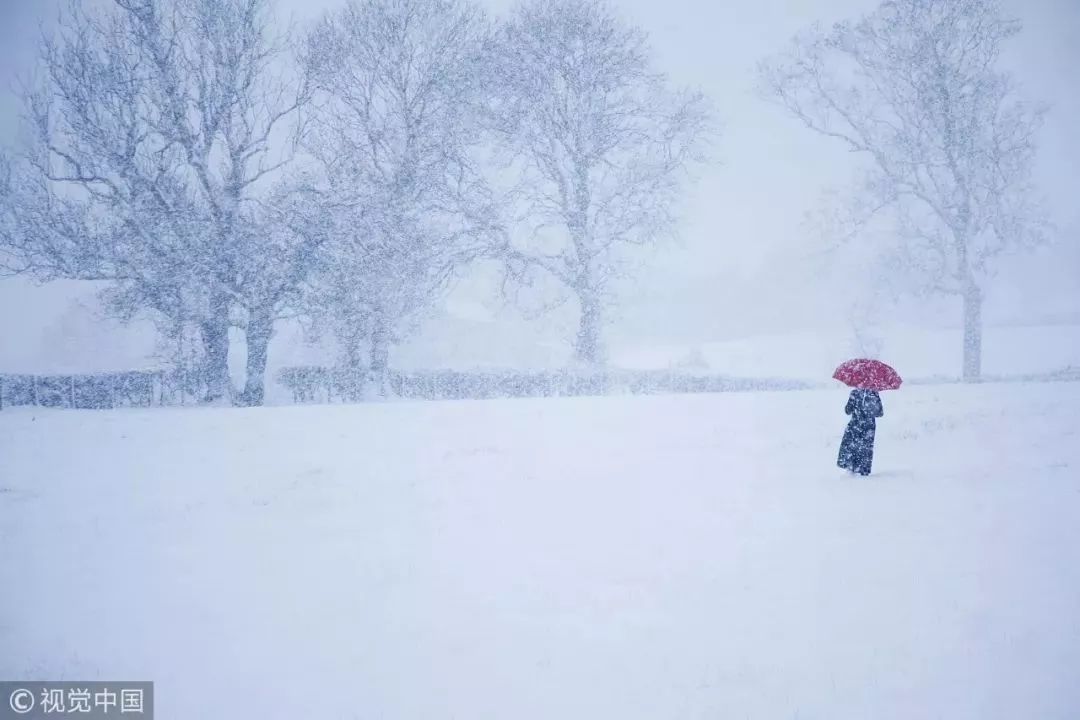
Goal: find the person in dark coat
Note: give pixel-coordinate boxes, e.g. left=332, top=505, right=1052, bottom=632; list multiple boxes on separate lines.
left=837, top=388, right=883, bottom=476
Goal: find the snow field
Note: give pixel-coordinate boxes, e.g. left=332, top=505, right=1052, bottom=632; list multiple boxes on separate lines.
left=1, top=383, right=1078, bottom=718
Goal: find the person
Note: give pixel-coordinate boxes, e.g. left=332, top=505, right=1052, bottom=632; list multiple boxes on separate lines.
left=837, top=388, right=883, bottom=476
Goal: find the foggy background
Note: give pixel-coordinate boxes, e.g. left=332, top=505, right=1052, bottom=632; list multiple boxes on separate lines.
left=1, top=0, right=1077, bottom=375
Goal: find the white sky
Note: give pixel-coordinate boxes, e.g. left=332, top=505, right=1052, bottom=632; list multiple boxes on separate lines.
left=1, top=0, right=1078, bottom=369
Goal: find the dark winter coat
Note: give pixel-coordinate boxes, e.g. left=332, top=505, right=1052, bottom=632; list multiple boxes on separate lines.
left=837, top=389, right=883, bottom=476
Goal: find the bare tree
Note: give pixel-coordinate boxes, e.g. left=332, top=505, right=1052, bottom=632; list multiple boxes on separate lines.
left=488, top=0, right=710, bottom=366
left=760, top=0, right=1047, bottom=380
left=302, top=0, right=495, bottom=395
left=0, top=154, right=15, bottom=274
left=1, top=0, right=310, bottom=403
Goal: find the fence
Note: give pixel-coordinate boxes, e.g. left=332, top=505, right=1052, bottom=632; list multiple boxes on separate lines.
left=0, top=371, right=169, bottom=410
left=275, top=366, right=819, bottom=404
left=5, top=365, right=1075, bottom=410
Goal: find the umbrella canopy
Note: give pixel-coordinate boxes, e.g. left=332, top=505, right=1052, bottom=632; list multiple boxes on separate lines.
left=833, top=358, right=902, bottom=390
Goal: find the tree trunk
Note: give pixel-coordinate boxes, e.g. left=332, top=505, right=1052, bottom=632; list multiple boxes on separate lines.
left=574, top=292, right=604, bottom=367
left=200, top=305, right=231, bottom=404
left=568, top=159, right=601, bottom=368
left=367, top=312, right=391, bottom=399
left=239, top=306, right=274, bottom=406
left=336, top=310, right=367, bottom=401
left=342, top=324, right=365, bottom=370
left=962, top=283, right=983, bottom=382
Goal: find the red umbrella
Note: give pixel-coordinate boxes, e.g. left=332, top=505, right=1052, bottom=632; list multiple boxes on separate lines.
left=833, top=358, right=902, bottom=390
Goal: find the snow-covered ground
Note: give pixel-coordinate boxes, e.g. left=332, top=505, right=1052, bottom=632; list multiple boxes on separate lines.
left=2, top=383, right=1079, bottom=719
